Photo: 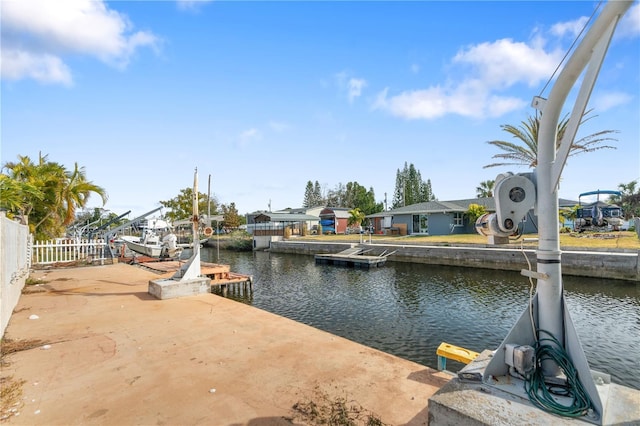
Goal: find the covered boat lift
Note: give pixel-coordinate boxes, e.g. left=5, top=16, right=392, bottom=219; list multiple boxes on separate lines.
left=252, top=212, right=319, bottom=250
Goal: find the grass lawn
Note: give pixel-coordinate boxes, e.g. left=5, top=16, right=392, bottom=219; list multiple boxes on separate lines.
left=294, top=231, right=640, bottom=250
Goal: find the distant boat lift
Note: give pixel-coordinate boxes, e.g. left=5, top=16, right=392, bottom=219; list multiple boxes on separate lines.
left=314, top=245, right=395, bottom=268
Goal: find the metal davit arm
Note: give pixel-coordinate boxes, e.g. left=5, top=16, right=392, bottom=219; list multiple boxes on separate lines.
left=535, top=0, right=631, bottom=375
left=481, top=1, right=633, bottom=423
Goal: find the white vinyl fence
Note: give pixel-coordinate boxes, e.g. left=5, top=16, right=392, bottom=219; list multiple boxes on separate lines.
left=31, top=238, right=107, bottom=266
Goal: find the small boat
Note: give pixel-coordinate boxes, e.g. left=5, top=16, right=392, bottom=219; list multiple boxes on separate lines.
left=121, top=228, right=183, bottom=258
left=574, top=190, right=624, bottom=231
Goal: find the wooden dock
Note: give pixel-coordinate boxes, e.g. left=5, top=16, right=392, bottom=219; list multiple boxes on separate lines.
left=137, top=260, right=253, bottom=295
left=314, top=246, right=393, bottom=268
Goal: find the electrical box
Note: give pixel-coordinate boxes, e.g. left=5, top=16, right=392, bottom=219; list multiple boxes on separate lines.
left=505, top=343, right=536, bottom=376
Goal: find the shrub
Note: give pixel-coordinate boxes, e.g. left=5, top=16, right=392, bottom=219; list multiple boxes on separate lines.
left=227, top=230, right=252, bottom=251
left=466, top=203, right=487, bottom=224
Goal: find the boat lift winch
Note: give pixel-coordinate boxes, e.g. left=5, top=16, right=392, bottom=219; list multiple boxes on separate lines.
left=102, top=207, right=162, bottom=258
left=473, top=1, right=634, bottom=424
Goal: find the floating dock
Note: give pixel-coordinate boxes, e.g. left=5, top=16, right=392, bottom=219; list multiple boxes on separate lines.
left=314, top=246, right=393, bottom=268
left=138, top=260, right=253, bottom=294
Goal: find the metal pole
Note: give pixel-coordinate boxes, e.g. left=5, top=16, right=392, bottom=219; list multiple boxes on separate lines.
left=207, top=174, right=211, bottom=226
left=535, top=0, right=631, bottom=375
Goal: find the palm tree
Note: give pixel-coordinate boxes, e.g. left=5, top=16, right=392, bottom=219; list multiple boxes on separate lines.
left=609, top=180, right=639, bottom=219
left=2, top=154, right=52, bottom=225
left=52, top=162, right=108, bottom=226
left=347, top=208, right=365, bottom=229
left=0, top=174, right=42, bottom=221
left=484, top=110, right=617, bottom=169
left=476, top=180, right=495, bottom=198
left=2, top=154, right=107, bottom=238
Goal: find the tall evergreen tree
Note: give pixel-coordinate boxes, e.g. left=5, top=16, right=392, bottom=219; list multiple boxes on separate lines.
left=392, top=162, right=435, bottom=208
left=303, top=181, right=314, bottom=208
left=312, top=181, right=323, bottom=206
left=392, top=167, right=405, bottom=208
left=422, top=179, right=435, bottom=202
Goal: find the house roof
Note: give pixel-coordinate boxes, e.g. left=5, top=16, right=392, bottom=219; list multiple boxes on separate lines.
left=559, top=198, right=578, bottom=207
left=379, top=197, right=495, bottom=215
left=253, top=213, right=319, bottom=223
left=366, top=197, right=579, bottom=217
left=275, top=207, right=323, bottom=214
left=366, top=211, right=392, bottom=218
left=319, top=207, right=351, bottom=219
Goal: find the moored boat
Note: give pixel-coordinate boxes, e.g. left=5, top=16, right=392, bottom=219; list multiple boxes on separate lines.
left=121, top=228, right=182, bottom=258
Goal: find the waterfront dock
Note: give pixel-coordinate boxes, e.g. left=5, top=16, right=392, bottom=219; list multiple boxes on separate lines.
left=314, top=245, right=392, bottom=268
left=138, top=260, right=253, bottom=294
left=2, top=263, right=450, bottom=425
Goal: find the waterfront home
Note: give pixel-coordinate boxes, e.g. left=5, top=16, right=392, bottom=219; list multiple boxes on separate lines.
left=367, top=197, right=578, bottom=236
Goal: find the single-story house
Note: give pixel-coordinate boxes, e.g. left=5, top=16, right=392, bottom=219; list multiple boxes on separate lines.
left=366, top=197, right=577, bottom=236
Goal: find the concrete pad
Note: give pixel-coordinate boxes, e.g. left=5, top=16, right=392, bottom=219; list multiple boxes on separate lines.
left=428, top=351, right=640, bottom=426
left=2, top=263, right=450, bottom=425
left=148, top=276, right=211, bottom=299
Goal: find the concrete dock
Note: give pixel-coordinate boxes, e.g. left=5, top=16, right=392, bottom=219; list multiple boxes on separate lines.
left=1, top=263, right=450, bottom=425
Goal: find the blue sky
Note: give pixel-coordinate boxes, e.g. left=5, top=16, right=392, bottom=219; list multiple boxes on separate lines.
left=2, top=1, right=639, bottom=218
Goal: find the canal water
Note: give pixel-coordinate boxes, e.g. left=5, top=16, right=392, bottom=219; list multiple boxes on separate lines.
left=199, top=248, right=639, bottom=390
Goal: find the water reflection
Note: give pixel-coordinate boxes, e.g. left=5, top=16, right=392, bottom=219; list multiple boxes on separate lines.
left=200, top=248, right=639, bottom=390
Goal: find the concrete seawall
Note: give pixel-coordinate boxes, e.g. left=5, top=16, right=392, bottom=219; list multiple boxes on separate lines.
left=269, top=241, right=639, bottom=282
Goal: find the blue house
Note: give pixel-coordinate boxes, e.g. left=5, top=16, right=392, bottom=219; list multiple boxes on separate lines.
left=367, top=197, right=577, bottom=236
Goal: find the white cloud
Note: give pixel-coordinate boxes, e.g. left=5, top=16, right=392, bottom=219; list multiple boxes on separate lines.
left=453, top=38, right=562, bottom=89
left=550, top=16, right=590, bottom=39
left=268, top=121, right=290, bottom=133
left=0, top=0, right=159, bottom=84
left=1, top=49, right=72, bottom=86
left=373, top=87, right=447, bottom=120
left=177, top=0, right=214, bottom=12
left=347, top=78, right=367, bottom=103
left=617, top=3, right=640, bottom=38
left=237, top=128, right=262, bottom=148
left=486, top=95, right=528, bottom=118
left=334, top=71, right=367, bottom=103
left=550, top=4, right=639, bottom=40
left=592, top=91, right=633, bottom=112
left=372, top=83, right=526, bottom=120
left=374, top=35, right=562, bottom=120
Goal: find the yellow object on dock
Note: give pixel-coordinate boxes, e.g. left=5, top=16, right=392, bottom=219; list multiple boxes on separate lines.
left=436, top=342, right=480, bottom=371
